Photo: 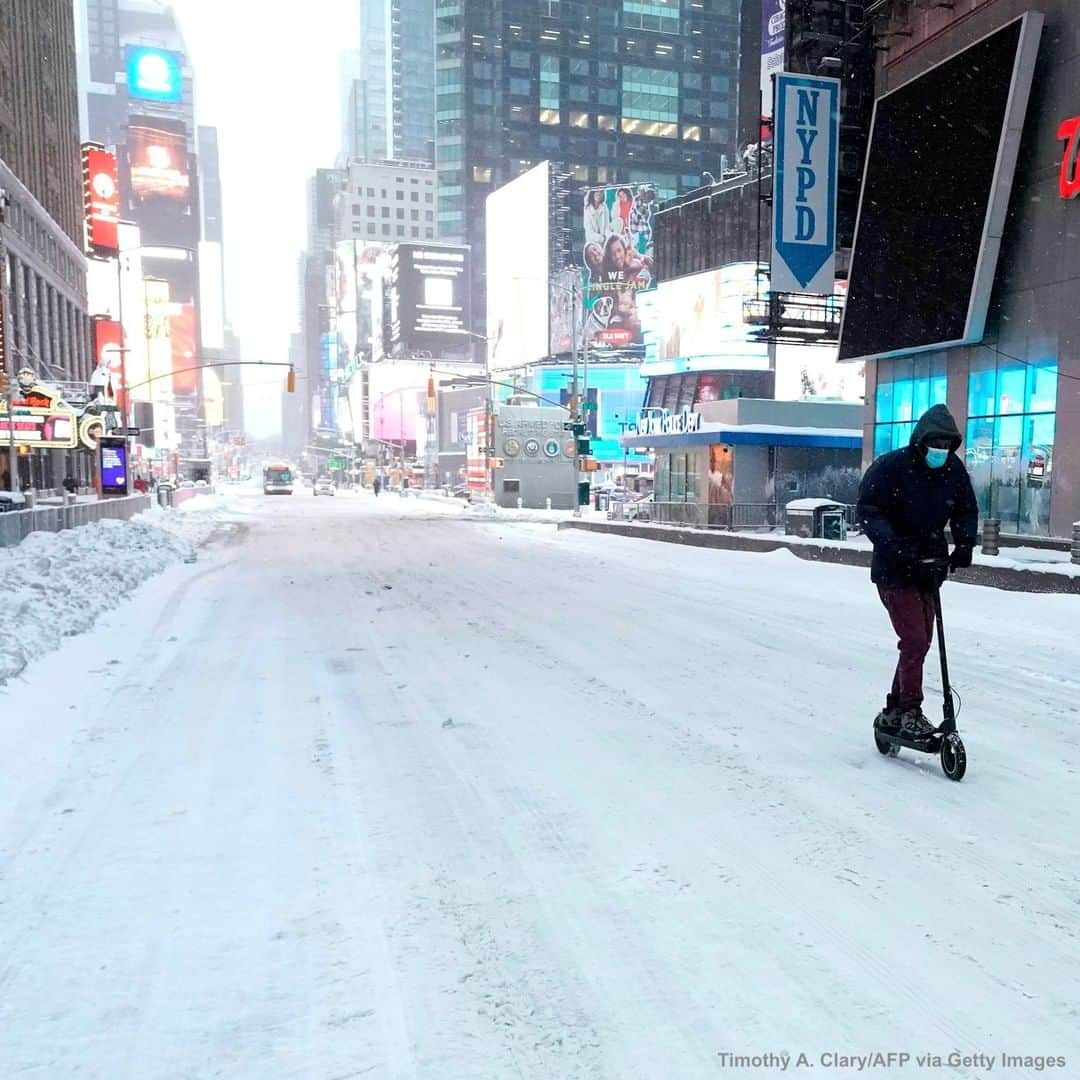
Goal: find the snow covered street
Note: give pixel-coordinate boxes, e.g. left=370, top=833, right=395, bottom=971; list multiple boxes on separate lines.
left=1, top=488, right=1078, bottom=1079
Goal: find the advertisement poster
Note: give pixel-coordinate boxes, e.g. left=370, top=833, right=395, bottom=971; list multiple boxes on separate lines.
left=336, top=239, right=359, bottom=366
left=92, top=317, right=126, bottom=404
left=761, top=0, right=786, bottom=113
left=99, top=439, right=129, bottom=495
left=548, top=267, right=581, bottom=356
left=128, top=118, right=191, bottom=204
left=82, top=145, right=120, bottom=255
left=581, top=185, right=656, bottom=354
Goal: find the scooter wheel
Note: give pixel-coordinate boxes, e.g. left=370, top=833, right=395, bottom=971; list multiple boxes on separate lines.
left=940, top=733, right=967, bottom=781
left=874, top=731, right=900, bottom=757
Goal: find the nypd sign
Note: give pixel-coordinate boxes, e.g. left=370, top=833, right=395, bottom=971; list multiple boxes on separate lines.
left=772, top=73, right=840, bottom=295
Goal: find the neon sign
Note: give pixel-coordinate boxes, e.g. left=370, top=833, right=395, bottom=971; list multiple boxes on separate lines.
left=1058, top=116, right=1080, bottom=199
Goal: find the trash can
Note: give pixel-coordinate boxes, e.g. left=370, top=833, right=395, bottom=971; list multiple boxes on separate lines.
left=784, top=498, right=848, bottom=540
left=157, top=483, right=175, bottom=509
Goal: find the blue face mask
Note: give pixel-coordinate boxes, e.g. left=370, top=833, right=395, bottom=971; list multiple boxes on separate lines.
left=925, top=448, right=949, bottom=469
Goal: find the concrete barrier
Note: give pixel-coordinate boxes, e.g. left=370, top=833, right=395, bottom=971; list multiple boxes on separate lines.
left=558, top=519, right=1080, bottom=596
left=0, top=494, right=152, bottom=548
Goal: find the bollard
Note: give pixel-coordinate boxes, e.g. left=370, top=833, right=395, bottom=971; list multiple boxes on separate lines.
left=1073, top=522, right=1080, bottom=565
left=981, top=517, right=1000, bottom=557
left=546, top=498, right=552, bottom=511
left=517, top=497, right=524, bottom=509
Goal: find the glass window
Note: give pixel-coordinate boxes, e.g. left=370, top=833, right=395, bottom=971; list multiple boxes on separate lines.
left=510, top=77, right=531, bottom=96
left=997, top=361, right=1026, bottom=415
left=597, top=114, right=616, bottom=131
left=411, top=191, right=419, bottom=202
left=472, top=165, right=493, bottom=182
left=569, top=111, right=589, bottom=128
left=510, top=50, right=531, bottom=68
left=540, top=54, right=560, bottom=108
left=598, top=86, right=618, bottom=107
left=382, top=206, right=390, bottom=218
left=622, top=64, right=678, bottom=122
left=539, top=108, right=560, bottom=125
left=397, top=208, right=405, bottom=219
left=366, top=187, right=375, bottom=196
left=396, top=191, right=404, bottom=200
left=683, top=124, right=701, bottom=141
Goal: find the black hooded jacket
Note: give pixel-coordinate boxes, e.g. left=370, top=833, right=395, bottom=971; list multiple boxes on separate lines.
left=857, top=405, right=979, bottom=588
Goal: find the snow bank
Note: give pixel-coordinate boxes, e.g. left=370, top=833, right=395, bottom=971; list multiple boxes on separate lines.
left=0, top=499, right=229, bottom=685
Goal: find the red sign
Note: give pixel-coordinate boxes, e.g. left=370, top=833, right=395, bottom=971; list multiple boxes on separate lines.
left=82, top=145, right=120, bottom=254
left=169, top=304, right=198, bottom=394
left=1058, top=116, right=1080, bottom=200
left=92, top=317, right=125, bottom=405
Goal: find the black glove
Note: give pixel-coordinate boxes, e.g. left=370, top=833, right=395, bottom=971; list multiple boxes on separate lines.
left=914, top=558, right=949, bottom=590
left=949, top=545, right=973, bottom=572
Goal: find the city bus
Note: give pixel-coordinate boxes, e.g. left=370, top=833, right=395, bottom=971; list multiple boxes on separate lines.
left=263, top=464, right=294, bottom=495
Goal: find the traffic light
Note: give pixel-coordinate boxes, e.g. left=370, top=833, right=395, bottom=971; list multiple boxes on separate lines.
left=581, top=457, right=600, bottom=473
left=576, top=436, right=591, bottom=456
left=426, top=374, right=436, bottom=413
left=286, top=368, right=296, bottom=394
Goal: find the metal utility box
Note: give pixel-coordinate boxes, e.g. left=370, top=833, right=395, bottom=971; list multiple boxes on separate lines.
left=785, top=498, right=848, bottom=540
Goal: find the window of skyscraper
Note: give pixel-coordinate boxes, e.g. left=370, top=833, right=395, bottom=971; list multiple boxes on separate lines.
left=412, top=227, right=419, bottom=237
left=352, top=204, right=362, bottom=215
left=397, top=208, right=405, bottom=219
left=622, top=66, right=678, bottom=122
left=539, top=109, right=560, bottom=125
left=510, top=50, right=531, bottom=68
left=569, top=111, right=589, bottom=129
left=621, top=118, right=678, bottom=138
left=570, top=59, right=589, bottom=76
left=396, top=226, right=404, bottom=236
left=598, top=87, right=618, bottom=107
left=396, top=191, right=404, bottom=200
left=510, top=78, right=531, bottom=96
left=382, top=224, right=391, bottom=235
left=540, top=55, right=560, bottom=109
left=683, top=124, right=701, bottom=141
left=382, top=207, right=390, bottom=218
left=623, top=0, right=680, bottom=34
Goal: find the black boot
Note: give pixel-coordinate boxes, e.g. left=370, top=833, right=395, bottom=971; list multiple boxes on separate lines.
left=899, top=707, right=936, bottom=739
left=874, top=697, right=901, bottom=733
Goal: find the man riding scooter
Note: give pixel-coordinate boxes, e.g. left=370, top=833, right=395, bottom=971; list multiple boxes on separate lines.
left=857, top=405, right=979, bottom=739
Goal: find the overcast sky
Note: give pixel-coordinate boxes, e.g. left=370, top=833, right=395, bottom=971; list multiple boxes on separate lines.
left=172, top=0, right=359, bottom=437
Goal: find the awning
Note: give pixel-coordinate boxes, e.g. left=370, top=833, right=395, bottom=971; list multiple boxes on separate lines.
left=619, top=423, right=862, bottom=451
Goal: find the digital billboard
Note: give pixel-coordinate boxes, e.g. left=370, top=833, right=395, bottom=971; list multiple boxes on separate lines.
left=486, top=161, right=550, bottom=369
left=82, top=145, right=120, bottom=255
left=198, top=241, right=225, bottom=351
left=127, top=117, right=191, bottom=208
left=125, top=46, right=183, bottom=104
left=92, top=317, right=126, bottom=404
left=99, top=439, right=129, bottom=496
left=643, top=264, right=769, bottom=375
left=335, top=239, right=359, bottom=366
left=389, top=243, right=472, bottom=353
left=581, top=184, right=656, bottom=354
left=839, top=14, right=1043, bottom=364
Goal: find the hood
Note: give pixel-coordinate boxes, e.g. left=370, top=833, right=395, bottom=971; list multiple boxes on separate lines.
left=909, top=404, right=962, bottom=453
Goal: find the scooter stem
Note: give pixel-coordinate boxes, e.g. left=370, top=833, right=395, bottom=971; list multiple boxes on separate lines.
left=932, top=585, right=956, bottom=732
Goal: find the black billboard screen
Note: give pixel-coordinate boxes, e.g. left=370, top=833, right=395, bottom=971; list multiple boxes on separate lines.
left=389, top=243, right=471, bottom=353
left=838, top=15, right=1042, bottom=364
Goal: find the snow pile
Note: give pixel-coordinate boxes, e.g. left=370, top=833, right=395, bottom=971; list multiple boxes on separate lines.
left=0, top=501, right=227, bottom=684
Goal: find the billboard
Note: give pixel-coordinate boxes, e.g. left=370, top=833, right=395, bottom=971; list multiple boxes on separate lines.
left=761, top=0, right=786, bottom=113
left=643, top=264, right=769, bottom=375
left=125, top=46, right=184, bottom=103
left=772, top=73, right=840, bottom=295
left=581, top=184, right=656, bottom=354
left=486, top=161, right=550, bottom=369
left=92, top=317, right=126, bottom=403
left=0, top=379, right=79, bottom=450
left=389, top=243, right=471, bottom=353
left=127, top=117, right=191, bottom=211
left=169, top=304, right=198, bottom=394
left=335, top=239, right=359, bottom=366
left=549, top=267, right=581, bottom=356
left=82, top=145, right=120, bottom=255
left=839, top=14, right=1043, bottom=364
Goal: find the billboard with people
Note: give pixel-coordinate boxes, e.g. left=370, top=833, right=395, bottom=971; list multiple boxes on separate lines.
left=581, top=184, right=656, bottom=354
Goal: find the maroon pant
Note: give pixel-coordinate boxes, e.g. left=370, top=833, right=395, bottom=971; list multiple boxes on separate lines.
left=878, top=586, right=936, bottom=708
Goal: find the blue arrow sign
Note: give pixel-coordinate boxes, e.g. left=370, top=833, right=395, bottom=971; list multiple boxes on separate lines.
left=772, top=73, right=840, bottom=295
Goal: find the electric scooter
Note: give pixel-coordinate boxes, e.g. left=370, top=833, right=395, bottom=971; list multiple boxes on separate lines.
left=873, top=558, right=967, bottom=782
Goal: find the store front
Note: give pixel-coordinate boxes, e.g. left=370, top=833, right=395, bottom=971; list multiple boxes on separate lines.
left=625, top=399, right=862, bottom=528
left=842, top=2, right=1079, bottom=537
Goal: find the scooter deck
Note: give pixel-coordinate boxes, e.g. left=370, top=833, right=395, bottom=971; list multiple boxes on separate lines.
left=874, top=726, right=944, bottom=754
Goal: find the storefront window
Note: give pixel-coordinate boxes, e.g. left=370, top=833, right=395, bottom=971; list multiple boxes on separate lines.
left=965, top=355, right=1057, bottom=535
left=873, top=354, right=947, bottom=455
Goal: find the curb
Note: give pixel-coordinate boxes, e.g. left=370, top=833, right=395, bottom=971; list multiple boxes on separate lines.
left=557, top=520, right=1080, bottom=596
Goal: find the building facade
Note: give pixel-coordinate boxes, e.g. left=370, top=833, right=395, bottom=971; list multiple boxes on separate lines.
left=337, top=159, right=437, bottom=244
left=0, top=0, right=93, bottom=490
left=436, top=0, right=742, bottom=330
left=343, top=0, right=436, bottom=165
left=844, top=0, right=1080, bottom=538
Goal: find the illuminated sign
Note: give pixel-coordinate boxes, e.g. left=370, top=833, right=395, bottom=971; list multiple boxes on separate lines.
left=99, top=439, right=129, bottom=495
left=635, top=409, right=702, bottom=436
left=125, top=46, right=183, bottom=103
left=128, top=119, right=190, bottom=203
left=82, top=144, right=120, bottom=255
left=0, top=381, right=78, bottom=449
left=1058, top=115, right=1080, bottom=199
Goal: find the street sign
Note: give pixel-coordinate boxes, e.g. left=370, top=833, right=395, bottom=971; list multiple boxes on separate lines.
left=772, top=72, right=840, bottom=295
left=117, top=427, right=141, bottom=437
left=582, top=401, right=598, bottom=411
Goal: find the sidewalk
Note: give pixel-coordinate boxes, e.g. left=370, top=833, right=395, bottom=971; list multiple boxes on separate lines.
left=558, top=519, right=1080, bottom=595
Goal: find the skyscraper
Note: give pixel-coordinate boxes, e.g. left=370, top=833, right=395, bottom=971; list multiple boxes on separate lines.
left=435, top=0, right=741, bottom=331
left=343, top=0, right=435, bottom=164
